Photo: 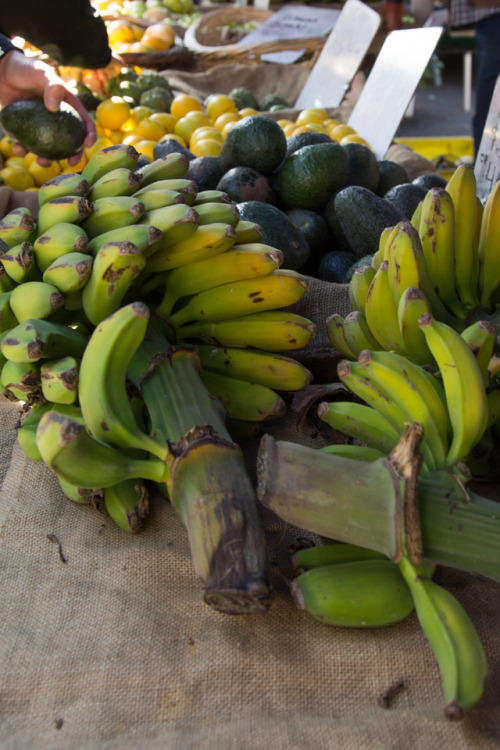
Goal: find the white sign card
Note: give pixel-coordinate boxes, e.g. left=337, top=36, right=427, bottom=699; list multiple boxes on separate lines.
left=294, top=0, right=381, bottom=110
left=347, top=26, right=444, bottom=160
left=238, top=5, right=340, bottom=64
left=475, top=73, right=500, bottom=201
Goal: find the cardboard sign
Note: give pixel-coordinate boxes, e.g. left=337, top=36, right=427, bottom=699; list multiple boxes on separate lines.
left=238, top=5, right=340, bottom=64
left=294, top=0, right=381, bottom=110
left=475, top=73, right=500, bottom=200
left=347, top=26, right=444, bottom=160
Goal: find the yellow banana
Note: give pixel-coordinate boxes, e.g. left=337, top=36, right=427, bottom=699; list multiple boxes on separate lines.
left=342, top=309, right=384, bottom=356
left=1, top=358, right=41, bottom=402
left=104, top=478, right=149, bottom=533
left=1, top=317, right=89, bottom=363
left=364, top=260, right=406, bottom=354
left=410, top=199, right=423, bottom=231
left=325, top=313, right=356, bottom=359
left=477, top=180, right=500, bottom=310
left=1, top=241, right=40, bottom=283
left=146, top=222, right=237, bottom=273
left=418, top=312, right=489, bottom=466
left=8, top=280, right=64, bottom=323
left=197, top=343, right=312, bottom=391
left=81, top=240, right=146, bottom=325
left=0, top=206, right=36, bottom=247
left=87, top=223, right=163, bottom=259
left=135, top=151, right=190, bottom=186
left=156, top=243, right=283, bottom=317
left=397, top=286, right=435, bottom=367
left=488, top=351, right=500, bottom=380
left=42, top=252, right=93, bottom=294
left=445, top=163, right=481, bottom=311
left=291, top=559, right=415, bottom=627
left=460, top=319, right=498, bottom=387
left=169, top=269, right=308, bottom=329
left=348, top=263, right=376, bottom=315
left=176, top=310, right=316, bottom=351
left=399, top=556, right=487, bottom=720
left=317, top=399, right=401, bottom=454
left=134, top=178, right=198, bottom=205
left=87, top=167, right=144, bottom=201
left=40, top=355, right=79, bottom=404
left=37, top=172, right=90, bottom=207
left=199, top=368, right=286, bottom=422
left=141, top=203, right=200, bottom=251
left=78, top=301, right=168, bottom=459
left=81, top=195, right=145, bottom=239
left=33, top=222, right=89, bottom=273
left=81, top=142, right=140, bottom=185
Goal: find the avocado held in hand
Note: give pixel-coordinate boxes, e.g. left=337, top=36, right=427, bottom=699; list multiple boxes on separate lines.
left=0, top=99, right=87, bottom=160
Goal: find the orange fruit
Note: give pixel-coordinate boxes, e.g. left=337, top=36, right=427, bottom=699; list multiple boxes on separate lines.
left=96, top=96, right=131, bottom=131
left=122, top=134, right=143, bottom=147
left=0, top=165, right=36, bottom=190
left=295, top=109, right=326, bottom=127
left=170, top=93, right=203, bottom=120
left=132, top=117, right=165, bottom=141
left=340, top=134, right=372, bottom=148
left=135, top=139, right=157, bottom=160
left=329, top=124, right=357, bottom=141
left=238, top=107, right=258, bottom=118
left=59, top=153, right=87, bottom=172
left=28, top=160, right=61, bottom=187
left=189, top=126, right=223, bottom=148
left=190, top=138, right=222, bottom=157
left=206, top=94, right=238, bottom=122
left=107, top=20, right=137, bottom=47
left=149, top=112, right=177, bottom=132
left=213, top=111, right=239, bottom=132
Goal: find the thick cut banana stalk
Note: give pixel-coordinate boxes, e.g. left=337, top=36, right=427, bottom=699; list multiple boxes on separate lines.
left=135, top=178, right=198, bottom=205
left=325, top=313, right=356, bottom=359
left=364, top=260, right=406, bottom=354
left=1, top=317, right=89, bottom=363
left=1, top=358, right=41, bottom=402
left=317, top=400, right=401, bottom=454
left=460, top=319, right=498, bottom=387
left=193, top=190, right=232, bottom=205
left=146, top=222, right=237, bottom=273
left=79, top=301, right=168, bottom=460
left=292, top=542, right=387, bottom=572
left=0, top=290, right=17, bottom=332
left=17, top=401, right=84, bottom=461
left=169, top=269, right=308, bottom=329
left=176, top=310, right=316, bottom=351
left=9, top=280, right=64, bottom=323
left=200, top=368, right=286, bottom=421
left=42, top=252, right=93, bottom=294
left=141, top=204, right=200, bottom=252
left=342, top=309, right=384, bottom=356
left=40, top=355, right=79, bottom=404
left=197, top=343, right=312, bottom=391
left=81, top=240, right=146, bottom=326
left=477, top=180, right=500, bottom=310
left=233, top=219, right=264, bottom=245
left=0, top=206, right=36, bottom=247
left=37, top=172, right=90, bottom=207
left=418, top=313, right=489, bottom=466
left=397, top=286, right=435, bottom=367
left=81, top=142, right=140, bottom=185
left=1, top=241, right=40, bottom=283
left=135, top=152, right=190, bottom=186
left=320, top=443, right=384, bottom=460
left=36, top=410, right=167, bottom=488
left=292, top=559, right=415, bottom=627
left=37, top=195, right=93, bottom=235
left=399, top=557, right=487, bottom=720
left=348, top=263, right=376, bottom=315
left=87, top=223, right=163, bottom=259
left=136, top=189, right=186, bottom=212
left=88, top=167, right=144, bottom=201
left=156, top=243, right=283, bottom=317
left=33, top=222, right=89, bottom=273
left=104, top=478, right=149, bottom=533
left=193, top=202, right=240, bottom=228
left=81, top=196, right=145, bottom=239
left=418, top=188, right=468, bottom=319
left=445, top=164, right=481, bottom=310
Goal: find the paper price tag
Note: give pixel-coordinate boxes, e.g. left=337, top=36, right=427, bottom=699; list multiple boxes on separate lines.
left=475, top=74, right=500, bottom=201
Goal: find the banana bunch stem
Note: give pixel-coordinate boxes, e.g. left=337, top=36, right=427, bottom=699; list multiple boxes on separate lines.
left=128, top=315, right=272, bottom=615
left=256, top=426, right=500, bottom=583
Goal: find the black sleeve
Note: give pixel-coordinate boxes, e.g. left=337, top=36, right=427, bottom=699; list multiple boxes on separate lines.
left=0, top=0, right=112, bottom=69
left=0, top=32, right=19, bottom=60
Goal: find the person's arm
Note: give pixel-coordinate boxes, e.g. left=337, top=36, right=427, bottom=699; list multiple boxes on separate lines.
left=0, top=39, right=96, bottom=165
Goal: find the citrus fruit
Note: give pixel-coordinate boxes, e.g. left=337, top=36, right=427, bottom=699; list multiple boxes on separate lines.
left=206, top=94, right=238, bottom=122
left=96, top=96, right=131, bottom=130
left=170, top=93, right=203, bottom=120
left=28, top=159, right=62, bottom=187
left=0, top=165, right=36, bottom=190
left=190, top=138, right=222, bottom=157
left=133, top=117, right=165, bottom=141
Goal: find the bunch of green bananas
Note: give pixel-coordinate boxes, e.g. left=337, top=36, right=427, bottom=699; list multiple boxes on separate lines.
left=0, top=142, right=319, bottom=613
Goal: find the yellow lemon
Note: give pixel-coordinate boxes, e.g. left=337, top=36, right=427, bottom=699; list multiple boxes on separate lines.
left=238, top=107, right=258, bottom=118
left=189, top=126, right=223, bottom=148
left=4, top=156, right=26, bottom=168
left=133, top=117, right=165, bottom=141
left=122, top=134, right=143, bottom=147
left=295, top=109, right=326, bottom=127
left=84, top=135, right=114, bottom=160
left=329, top=124, right=357, bottom=141
left=135, top=139, right=157, bottom=160
left=0, top=134, right=19, bottom=159
left=213, top=111, right=239, bottom=132
left=170, top=93, right=203, bottom=120
left=107, top=20, right=137, bottom=47
left=158, top=133, right=187, bottom=148
left=23, top=151, right=39, bottom=169
left=96, top=96, right=131, bottom=131
left=149, top=112, right=177, bottom=132
left=28, top=160, right=61, bottom=188
left=206, top=94, right=238, bottom=123
left=340, top=133, right=372, bottom=149
left=0, top=165, right=36, bottom=190
left=189, top=138, right=222, bottom=158
left=59, top=153, right=87, bottom=172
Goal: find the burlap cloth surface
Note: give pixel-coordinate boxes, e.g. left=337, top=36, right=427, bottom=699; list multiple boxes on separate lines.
left=1, top=274, right=500, bottom=749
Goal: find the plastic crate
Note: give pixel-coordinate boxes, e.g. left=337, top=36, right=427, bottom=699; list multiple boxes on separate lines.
left=393, top=135, right=474, bottom=178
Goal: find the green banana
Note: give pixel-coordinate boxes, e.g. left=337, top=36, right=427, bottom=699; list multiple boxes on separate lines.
left=342, top=309, right=383, bottom=356
left=319, top=444, right=384, bottom=460
left=0, top=290, right=17, bottom=332
left=0, top=206, right=36, bottom=247
left=1, top=317, right=89, bottom=362
left=156, top=243, right=283, bottom=317
left=1, top=241, right=40, bottom=283
left=364, top=260, right=406, bottom=354
left=80, top=195, right=145, bottom=239
left=58, top=475, right=104, bottom=505
left=411, top=199, right=424, bottom=231
left=134, top=178, right=198, bottom=205
left=37, top=195, right=94, bottom=235
left=78, top=300, right=168, bottom=459
left=397, top=286, right=435, bottom=367
left=135, top=189, right=186, bottom=212
left=135, top=151, right=190, bottom=186
left=33, top=222, right=89, bottom=273
left=8, top=280, right=64, bottom=323
left=104, top=478, right=150, bottom=533
left=477, top=180, right=500, bottom=310
left=146, top=222, right=237, bottom=273
left=37, top=172, right=90, bottom=207
left=0, top=265, right=15, bottom=293
left=460, top=319, right=498, bottom=387
left=193, top=189, right=232, bottom=205
left=1, top=358, right=41, bottom=402
left=325, top=313, right=356, bottom=359
left=292, top=542, right=387, bottom=572
left=199, top=368, right=286, bottom=422
left=88, top=167, right=144, bottom=201
left=197, top=343, right=312, bottom=391
left=81, top=240, right=147, bottom=325
left=16, top=401, right=84, bottom=461
left=291, top=559, right=415, bottom=627
left=169, top=269, right=308, bottom=329
left=192, top=202, right=240, bottom=228
left=141, top=203, right=200, bottom=252
left=399, top=556, right=487, bottom=719
left=87, top=223, right=163, bottom=259
left=317, top=399, right=401, bottom=454
left=348, top=263, right=376, bottom=315
left=233, top=219, right=264, bottom=245
left=35, top=409, right=167, bottom=488
left=418, top=312, right=489, bottom=466
left=176, top=310, right=316, bottom=351
left=40, top=355, right=79, bottom=404
left=42, top=252, right=93, bottom=294
left=81, top=142, right=140, bottom=185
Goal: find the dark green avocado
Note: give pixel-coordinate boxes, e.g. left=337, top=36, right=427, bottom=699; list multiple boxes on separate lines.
left=0, top=98, right=87, bottom=160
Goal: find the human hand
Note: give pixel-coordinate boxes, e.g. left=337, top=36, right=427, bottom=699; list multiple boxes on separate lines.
left=0, top=50, right=96, bottom=166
